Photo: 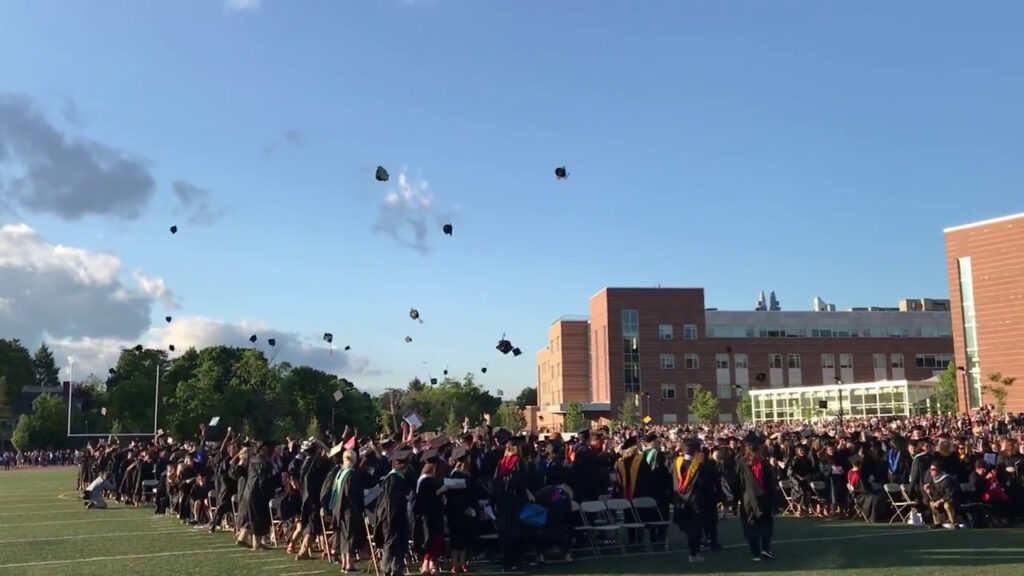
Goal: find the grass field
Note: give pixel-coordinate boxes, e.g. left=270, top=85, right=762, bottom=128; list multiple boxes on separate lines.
left=1, top=468, right=1023, bottom=576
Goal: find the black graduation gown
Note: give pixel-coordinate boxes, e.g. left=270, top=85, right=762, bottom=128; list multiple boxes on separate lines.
left=492, top=459, right=529, bottom=545
left=615, top=454, right=653, bottom=501
left=413, top=474, right=445, bottom=553
left=215, top=454, right=237, bottom=505
left=241, top=461, right=275, bottom=537
left=445, top=470, right=477, bottom=551
left=374, top=470, right=412, bottom=557
left=670, top=456, right=717, bottom=532
left=230, top=463, right=249, bottom=529
left=300, top=454, right=331, bottom=534
left=737, top=458, right=775, bottom=541
left=329, top=466, right=365, bottom=556
left=788, top=456, right=814, bottom=502
left=850, top=471, right=889, bottom=522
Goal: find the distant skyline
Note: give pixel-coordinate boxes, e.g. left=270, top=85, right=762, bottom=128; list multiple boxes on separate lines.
left=1, top=1, right=1023, bottom=394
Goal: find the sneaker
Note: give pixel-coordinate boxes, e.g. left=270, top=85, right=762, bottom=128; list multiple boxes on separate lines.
left=942, top=523, right=956, bottom=530
left=751, top=555, right=762, bottom=562
left=689, top=555, right=705, bottom=563
left=761, top=550, right=775, bottom=560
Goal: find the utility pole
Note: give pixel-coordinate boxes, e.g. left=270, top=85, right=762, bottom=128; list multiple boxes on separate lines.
left=153, top=366, right=162, bottom=438
left=66, top=357, right=75, bottom=436
left=385, top=388, right=401, bottom=434
left=835, top=378, right=844, bottom=428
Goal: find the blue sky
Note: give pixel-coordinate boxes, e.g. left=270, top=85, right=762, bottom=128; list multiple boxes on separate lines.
left=1, top=1, right=1022, bottom=395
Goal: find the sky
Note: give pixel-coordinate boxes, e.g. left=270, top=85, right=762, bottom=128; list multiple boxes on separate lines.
left=1, top=1, right=1023, bottom=396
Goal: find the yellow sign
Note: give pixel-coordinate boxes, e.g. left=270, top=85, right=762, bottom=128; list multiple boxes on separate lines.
left=642, top=416, right=652, bottom=424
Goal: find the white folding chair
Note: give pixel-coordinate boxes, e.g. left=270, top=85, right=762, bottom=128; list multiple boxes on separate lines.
left=630, top=497, right=672, bottom=551
left=778, top=480, right=799, bottom=516
left=848, top=484, right=868, bottom=521
left=579, top=501, right=625, bottom=555
left=604, top=498, right=650, bottom=552
left=884, top=483, right=914, bottom=523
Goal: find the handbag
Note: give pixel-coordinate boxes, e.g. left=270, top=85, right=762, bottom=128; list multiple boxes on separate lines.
left=519, top=502, right=548, bottom=528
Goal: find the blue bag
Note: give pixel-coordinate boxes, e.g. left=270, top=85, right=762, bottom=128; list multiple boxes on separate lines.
left=519, top=503, right=548, bottom=528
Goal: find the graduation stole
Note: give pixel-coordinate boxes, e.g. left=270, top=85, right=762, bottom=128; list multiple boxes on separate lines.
left=328, top=468, right=352, bottom=511
left=675, top=454, right=703, bottom=495
left=644, top=448, right=657, bottom=467
left=615, top=455, right=643, bottom=500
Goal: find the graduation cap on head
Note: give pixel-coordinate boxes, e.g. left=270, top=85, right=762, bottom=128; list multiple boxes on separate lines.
left=432, top=435, right=451, bottom=451
left=442, top=223, right=453, bottom=236
left=577, top=427, right=591, bottom=438
left=390, top=448, right=412, bottom=464
left=379, top=434, right=396, bottom=448
left=255, top=439, right=279, bottom=451
left=421, top=447, right=440, bottom=464
left=554, top=166, right=568, bottom=179
left=494, top=428, right=512, bottom=444
left=848, top=454, right=863, bottom=467
left=644, top=433, right=659, bottom=443
left=795, top=443, right=810, bottom=452
left=742, top=431, right=764, bottom=446
left=165, top=316, right=172, bottom=323
left=682, top=437, right=703, bottom=448
left=818, top=433, right=834, bottom=444
left=249, top=334, right=258, bottom=344
left=496, top=337, right=513, bottom=355
left=375, top=166, right=390, bottom=182
left=450, top=444, right=468, bottom=461
left=169, top=225, right=178, bottom=234
left=621, top=437, right=638, bottom=450
left=800, top=429, right=814, bottom=439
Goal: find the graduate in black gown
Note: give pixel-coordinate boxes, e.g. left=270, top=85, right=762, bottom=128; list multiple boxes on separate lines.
left=614, top=436, right=653, bottom=545
left=737, top=432, right=775, bottom=562
left=210, top=429, right=239, bottom=532
left=493, top=436, right=532, bottom=571
left=671, top=437, right=718, bottom=563
left=446, top=445, right=477, bottom=573
left=847, top=454, right=890, bottom=522
left=413, top=450, right=446, bottom=575
left=375, top=449, right=413, bottom=576
left=295, top=438, right=332, bottom=559
left=236, top=440, right=279, bottom=551
left=327, top=447, right=363, bottom=572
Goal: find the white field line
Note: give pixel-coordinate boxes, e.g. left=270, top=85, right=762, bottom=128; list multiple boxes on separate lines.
left=0, top=529, right=181, bottom=544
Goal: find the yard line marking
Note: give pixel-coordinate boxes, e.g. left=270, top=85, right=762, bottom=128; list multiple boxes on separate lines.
left=0, top=529, right=181, bottom=544
left=0, top=507, right=134, bottom=517
left=277, top=571, right=326, bottom=576
left=0, top=516, right=170, bottom=527
left=0, top=548, right=223, bottom=569
left=263, top=563, right=302, bottom=569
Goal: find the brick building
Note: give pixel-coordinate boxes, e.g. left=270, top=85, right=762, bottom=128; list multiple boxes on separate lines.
left=535, top=287, right=954, bottom=428
left=944, top=212, right=1024, bottom=413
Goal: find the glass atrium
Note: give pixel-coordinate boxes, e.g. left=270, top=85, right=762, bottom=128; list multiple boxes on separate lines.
left=749, top=379, right=940, bottom=424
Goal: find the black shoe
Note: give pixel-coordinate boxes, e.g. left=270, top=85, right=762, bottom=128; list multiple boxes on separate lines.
left=761, top=550, right=775, bottom=560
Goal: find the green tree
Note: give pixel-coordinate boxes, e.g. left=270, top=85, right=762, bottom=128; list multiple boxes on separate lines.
left=11, top=415, right=33, bottom=452
left=618, top=394, right=639, bottom=427
left=690, top=388, right=719, bottom=424
left=564, top=402, right=584, bottom=433
left=737, top=393, right=752, bottom=422
left=0, top=339, right=34, bottom=408
left=985, top=372, right=1017, bottom=414
left=32, top=343, right=61, bottom=388
left=306, top=415, right=321, bottom=440
left=30, top=394, right=67, bottom=448
left=444, top=407, right=461, bottom=436
left=514, top=387, right=537, bottom=409
left=935, top=363, right=960, bottom=414
left=495, top=401, right=526, bottom=431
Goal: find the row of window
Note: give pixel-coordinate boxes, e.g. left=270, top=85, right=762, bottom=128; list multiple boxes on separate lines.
left=705, top=324, right=953, bottom=339
left=650, top=382, right=735, bottom=401
left=654, top=352, right=953, bottom=371
left=658, top=324, right=699, bottom=340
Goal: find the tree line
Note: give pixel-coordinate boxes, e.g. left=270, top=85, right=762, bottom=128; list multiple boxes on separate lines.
left=0, top=338, right=535, bottom=451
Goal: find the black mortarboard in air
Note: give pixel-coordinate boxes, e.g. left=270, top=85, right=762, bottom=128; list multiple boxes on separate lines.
left=481, top=367, right=487, bottom=374
left=108, top=368, right=116, bottom=375
left=430, top=377, right=438, bottom=385
left=133, top=344, right=143, bottom=352
left=165, top=316, right=172, bottom=323
left=496, top=338, right=513, bottom=355
left=249, top=334, right=258, bottom=344
left=442, top=223, right=453, bottom=236
left=443, top=369, right=448, bottom=376
left=409, top=308, right=421, bottom=321
left=344, top=345, right=351, bottom=351
left=168, top=344, right=175, bottom=352
left=169, top=225, right=178, bottom=234
left=405, top=336, right=413, bottom=343
left=554, top=166, right=568, bottom=179
left=267, top=338, right=276, bottom=347
left=742, top=431, right=764, bottom=446
left=755, top=372, right=767, bottom=383
left=512, top=347, right=522, bottom=357
left=621, top=437, right=638, bottom=450
left=644, top=433, right=658, bottom=443
left=323, top=333, right=333, bottom=344
left=375, top=166, right=389, bottom=182
left=390, top=449, right=412, bottom=464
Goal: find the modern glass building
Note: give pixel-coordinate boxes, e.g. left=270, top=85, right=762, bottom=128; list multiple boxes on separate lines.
left=748, top=379, right=940, bottom=424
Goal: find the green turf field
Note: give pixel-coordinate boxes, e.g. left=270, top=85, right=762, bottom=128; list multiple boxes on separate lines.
left=0, top=468, right=1022, bottom=576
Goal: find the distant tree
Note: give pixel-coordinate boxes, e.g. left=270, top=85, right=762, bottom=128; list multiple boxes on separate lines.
left=30, top=394, right=66, bottom=448
left=11, top=415, right=33, bottom=452
left=935, top=363, right=960, bottom=414
left=495, top=402, right=526, bottom=431
left=618, top=394, right=639, bottom=428
left=514, top=387, right=537, bottom=409
left=33, top=343, right=61, bottom=388
left=564, top=402, right=585, bottom=433
left=81, top=373, right=104, bottom=392
left=985, top=372, right=1017, bottom=414
left=737, top=393, right=752, bottom=423
left=0, top=339, right=34, bottom=407
left=408, top=377, right=426, bottom=393
left=306, top=415, right=321, bottom=441
left=444, top=407, right=461, bottom=436
left=691, top=388, right=719, bottom=424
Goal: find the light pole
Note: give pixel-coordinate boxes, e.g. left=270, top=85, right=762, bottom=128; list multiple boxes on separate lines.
left=66, top=357, right=75, bottom=436
left=835, top=378, right=844, bottom=428
left=957, top=366, right=969, bottom=414
left=153, top=365, right=165, bottom=438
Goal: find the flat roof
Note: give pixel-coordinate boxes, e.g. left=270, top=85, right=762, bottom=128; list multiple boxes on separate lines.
left=943, top=212, right=1024, bottom=234
left=550, top=314, right=589, bottom=326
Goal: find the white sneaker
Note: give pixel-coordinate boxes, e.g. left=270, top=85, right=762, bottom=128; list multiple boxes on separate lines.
left=689, top=555, right=705, bottom=563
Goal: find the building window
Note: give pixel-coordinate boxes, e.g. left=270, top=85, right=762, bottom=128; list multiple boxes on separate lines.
left=684, top=354, right=700, bottom=369
left=661, top=383, right=676, bottom=400
left=659, top=324, right=673, bottom=340
left=769, top=354, right=783, bottom=369
left=891, top=353, right=904, bottom=368
left=787, top=354, right=801, bottom=369
left=821, top=354, right=835, bottom=369
left=840, top=354, right=853, bottom=369
left=685, top=384, right=699, bottom=400
left=621, top=309, right=639, bottom=338
left=734, top=354, right=748, bottom=369
left=914, top=354, right=953, bottom=369
left=662, top=413, right=677, bottom=425
left=715, top=354, right=730, bottom=369
left=873, top=354, right=886, bottom=370
left=682, top=324, right=698, bottom=340
left=622, top=309, right=641, bottom=394
left=660, top=354, right=676, bottom=369
left=716, top=381, right=732, bottom=399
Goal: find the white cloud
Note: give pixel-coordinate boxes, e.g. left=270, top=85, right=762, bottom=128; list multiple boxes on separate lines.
left=225, top=0, right=261, bottom=12
left=371, top=168, right=460, bottom=254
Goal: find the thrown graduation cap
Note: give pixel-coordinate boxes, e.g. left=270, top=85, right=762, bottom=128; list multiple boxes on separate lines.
left=249, top=334, right=258, bottom=344
left=442, top=223, right=453, bottom=236
left=430, top=377, right=438, bottom=385
left=512, top=347, right=522, bottom=357
left=168, top=344, right=175, bottom=352
left=496, top=336, right=513, bottom=355
left=209, top=416, right=221, bottom=427
left=332, top=390, right=344, bottom=402
left=481, top=367, right=487, bottom=374
left=405, top=336, right=413, bottom=343
left=108, top=368, right=116, bottom=375
left=375, top=166, right=390, bottom=182
left=169, top=225, right=178, bottom=234
left=133, top=344, right=143, bottom=352
left=409, top=308, right=423, bottom=323
left=554, top=166, right=568, bottom=179
left=343, top=345, right=351, bottom=351
left=165, top=316, right=172, bottom=323
left=267, top=338, right=276, bottom=347
left=323, top=333, right=334, bottom=344
left=443, top=368, right=448, bottom=376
